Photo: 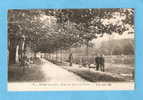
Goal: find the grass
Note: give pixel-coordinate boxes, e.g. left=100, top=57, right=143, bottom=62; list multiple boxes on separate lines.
left=52, top=60, right=134, bottom=82
left=61, top=66, right=127, bottom=82
left=8, top=57, right=134, bottom=82
left=8, top=64, right=46, bottom=82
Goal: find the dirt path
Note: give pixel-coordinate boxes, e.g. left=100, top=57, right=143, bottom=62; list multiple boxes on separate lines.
left=40, top=59, right=87, bottom=82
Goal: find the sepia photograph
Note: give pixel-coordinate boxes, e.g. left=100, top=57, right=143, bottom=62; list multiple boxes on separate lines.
left=8, top=8, right=135, bottom=91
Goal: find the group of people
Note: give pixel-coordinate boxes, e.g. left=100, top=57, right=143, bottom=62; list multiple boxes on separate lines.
left=68, top=53, right=105, bottom=72
left=20, top=56, right=34, bottom=68
left=95, top=54, right=105, bottom=72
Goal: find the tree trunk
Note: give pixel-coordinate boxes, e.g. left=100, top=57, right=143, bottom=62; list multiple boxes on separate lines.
left=34, top=52, right=37, bottom=58
left=68, top=48, right=73, bottom=66
left=60, top=49, right=63, bottom=63
left=51, top=53, right=53, bottom=61
left=86, top=40, right=89, bottom=65
left=56, top=49, right=58, bottom=61
left=9, top=38, right=17, bottom=64
left=15, top=45, right=19, bottom=63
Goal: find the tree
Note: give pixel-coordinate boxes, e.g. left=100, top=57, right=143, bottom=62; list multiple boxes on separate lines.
left=8, top=9, right=134, bottom=65
left=8, top=10, right=47, bottom=64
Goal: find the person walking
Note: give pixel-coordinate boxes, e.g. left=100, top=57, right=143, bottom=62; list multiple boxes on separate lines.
left=69, top=53, right=73, bottom=66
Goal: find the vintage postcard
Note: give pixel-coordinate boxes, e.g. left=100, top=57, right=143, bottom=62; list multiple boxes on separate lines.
left=8, top=8, right=134, bottom=91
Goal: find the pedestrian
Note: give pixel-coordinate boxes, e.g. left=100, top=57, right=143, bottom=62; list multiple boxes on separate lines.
left=99, top=54, right=105, bottom=72
left=95, top=54, right=100, bottom=71
left=20, top=55, right=28, bottom=72
left=69, top=53, right=73, bottom=66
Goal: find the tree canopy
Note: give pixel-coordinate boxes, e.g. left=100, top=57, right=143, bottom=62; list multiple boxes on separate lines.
left=8, top=8, right=134, bottom=53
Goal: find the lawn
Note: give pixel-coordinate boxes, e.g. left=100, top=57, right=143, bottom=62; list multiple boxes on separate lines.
left=59, top=62, right=134, bottom=82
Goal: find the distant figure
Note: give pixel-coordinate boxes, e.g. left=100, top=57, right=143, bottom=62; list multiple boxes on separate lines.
left=21, top=55, right=26, bottom=66
left=20, top=55, right=29, bottom=72
left=69, top=53, right=73, bottom=66
left=23, top=56, right=29, bottom=67
left=29, top=57, right=33, bottom=64
left=99, top=54, right=105, bottom=72
left=95, top=54, right=100, bottom=71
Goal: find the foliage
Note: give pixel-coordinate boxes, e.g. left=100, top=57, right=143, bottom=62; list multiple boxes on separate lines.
left=8, top=8, right=134, bottom=53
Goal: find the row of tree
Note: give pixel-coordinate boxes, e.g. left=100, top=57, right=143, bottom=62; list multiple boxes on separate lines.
left=8, top=8, right=134, bottom=64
